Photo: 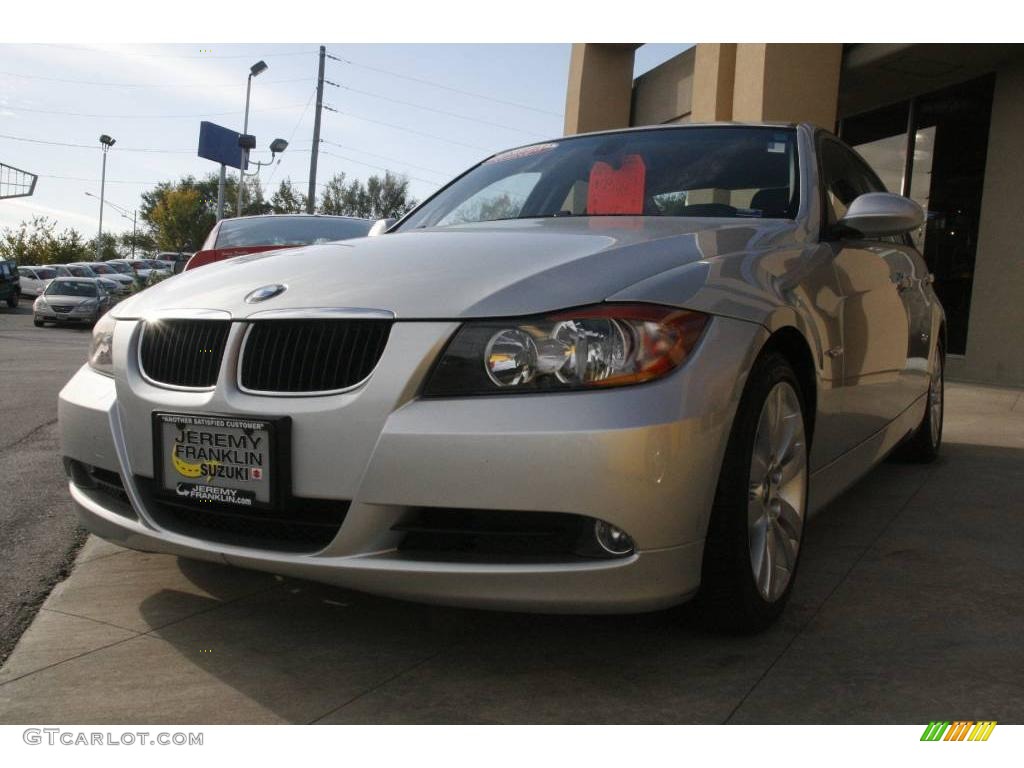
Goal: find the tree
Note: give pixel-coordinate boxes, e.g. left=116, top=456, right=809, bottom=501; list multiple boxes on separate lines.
left=84, top=232, right=121, bottom=261
left=118, top=229, right=156, bottom=259
left=270, top=178, right=308, bottom=214
left=445, top=192, right=519, bottom=225
left=317, top=171, right=417, bottom=219
left=149, top=187, right=212, bottom=253
left=0, top=216, right=91, bottom=264
left=140, top=173, right=271, bottom=252
left=54, top=229, right=92, bottom=262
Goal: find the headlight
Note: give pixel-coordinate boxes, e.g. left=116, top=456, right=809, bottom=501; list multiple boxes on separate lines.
left=88, top=314, right=116, bottom=375
left=424, top=304, right=709, bottom=396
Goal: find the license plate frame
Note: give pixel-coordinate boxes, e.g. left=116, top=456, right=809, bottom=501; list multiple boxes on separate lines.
left=151, top=412, right=291, bottom=511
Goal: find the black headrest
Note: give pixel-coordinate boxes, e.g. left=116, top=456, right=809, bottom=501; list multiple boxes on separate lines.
left=750, top=187, right=791, bottom=217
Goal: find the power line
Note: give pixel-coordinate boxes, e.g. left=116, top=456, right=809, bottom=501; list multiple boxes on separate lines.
left=325, top=80, right=546, bottom=138
left=322, top=106, right=489, bottom=151
left=325, top=52, right=562, bottom=118
left=2, top=102, right=310, bottom=120
left=0, top=132, right=195, bottom=153
left=265, top=88, right=318, bottom=188
left=37, top=173, right=162, bottom=185
left=319, top=139, right=452, bottom=178
left=318, top=150, right=442, bottom=188
left=11, top=43, right=320, bottom=60
left=0, top=69, right=308, bottom=89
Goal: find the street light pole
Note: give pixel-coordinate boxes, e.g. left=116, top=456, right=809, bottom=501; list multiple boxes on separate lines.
left=237, top=60, right=268, bottom=218
left=96, top=134, right=115, bottom=259
left=129, top=209, right=137, bottom=258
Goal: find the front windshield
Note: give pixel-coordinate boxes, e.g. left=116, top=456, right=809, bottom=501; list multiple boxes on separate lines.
left=399, top=126, right=799, bottom=230
left=35, top=268, right=57, bottom=279
left=89, top=263, right=114, bottom=274
left=214, top=216, right=373, bottom=248
left=45, top=280, right=97, bottom=297
left=67, top=265, right=95, bottom=277
left=107, top=262, right=132, bottom=274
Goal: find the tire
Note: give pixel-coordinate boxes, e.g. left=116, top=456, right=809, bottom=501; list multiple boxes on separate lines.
left=33, top=316, right=44, bottom=327
left=892, top=344, right=944, bottom=463
left=5, top=293, right=16, bottom=308
left=696, top=351, right=810, bottom=632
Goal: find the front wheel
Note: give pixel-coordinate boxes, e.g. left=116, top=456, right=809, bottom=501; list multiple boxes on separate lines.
left=5, top=293, right=16, bottom=308
left=696, top=351, right=809, bottom=632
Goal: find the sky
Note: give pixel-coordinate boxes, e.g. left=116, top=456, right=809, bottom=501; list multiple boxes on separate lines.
left=0, top=43, right=690, bottom=237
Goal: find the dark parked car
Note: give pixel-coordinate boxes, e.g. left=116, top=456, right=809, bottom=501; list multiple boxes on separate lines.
left=184, top=214, right=372, bottom=271
left=0, top=260, right=20, bottom=308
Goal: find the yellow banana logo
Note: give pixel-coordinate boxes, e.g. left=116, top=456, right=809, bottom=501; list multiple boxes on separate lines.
left=172, top=451, right=203, bottom=478
left=172, top=450, right=219, bottom=479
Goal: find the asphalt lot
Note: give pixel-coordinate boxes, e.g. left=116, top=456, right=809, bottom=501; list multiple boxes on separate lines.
left=0, top=299, right=1022, bottom=723
left=0, top=302, right=88, bottom=664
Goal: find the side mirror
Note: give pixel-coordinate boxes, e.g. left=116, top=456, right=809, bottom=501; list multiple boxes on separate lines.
left=837, top=192, right=924, bottom=237
left=367, top=218, right=397, bottom=237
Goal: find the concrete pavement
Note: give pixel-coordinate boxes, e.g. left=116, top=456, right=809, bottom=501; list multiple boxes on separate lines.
left=0, top=303, right=90, bottom=663
left=0, top=381, right=1021, bottom=724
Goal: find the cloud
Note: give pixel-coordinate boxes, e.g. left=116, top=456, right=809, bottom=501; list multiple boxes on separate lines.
left=0, top=198, right=99, bottom=231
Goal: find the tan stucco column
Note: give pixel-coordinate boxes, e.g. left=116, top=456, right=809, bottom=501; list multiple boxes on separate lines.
left=564, top=44, right=638, bottom=135
left=692, top=44, right=738, bottom=122
left=730, top=44, right=842, bottom=129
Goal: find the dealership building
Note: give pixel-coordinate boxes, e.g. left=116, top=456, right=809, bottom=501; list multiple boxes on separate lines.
left=563, top=43, right=1024, bottom=387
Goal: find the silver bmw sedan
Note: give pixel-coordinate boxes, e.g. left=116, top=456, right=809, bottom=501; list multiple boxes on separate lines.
left=58, top=123, right=944, bottom=630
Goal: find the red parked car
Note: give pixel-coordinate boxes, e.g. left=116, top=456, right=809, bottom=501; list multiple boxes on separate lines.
left=185, top=214, right=374, bottom=271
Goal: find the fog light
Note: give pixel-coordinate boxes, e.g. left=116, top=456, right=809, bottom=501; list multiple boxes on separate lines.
left=594, top=520, right=634, bottom=556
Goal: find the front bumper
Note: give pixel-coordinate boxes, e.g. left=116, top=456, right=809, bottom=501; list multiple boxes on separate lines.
left=58, top=315, right=767, bottom=613
left=36, top=306, right=98, bottom=323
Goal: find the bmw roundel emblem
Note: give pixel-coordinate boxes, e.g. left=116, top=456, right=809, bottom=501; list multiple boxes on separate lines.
left=244, top=284, right=287, bottom=304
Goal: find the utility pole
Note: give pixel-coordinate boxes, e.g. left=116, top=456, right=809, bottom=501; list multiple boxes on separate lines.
left=307, top=45, right=326, bottom=214
left=216, top=164, right=226, bottom=221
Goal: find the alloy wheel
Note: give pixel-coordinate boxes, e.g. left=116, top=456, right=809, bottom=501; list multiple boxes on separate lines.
left=929, top=358, right=944, bottom=448
left=747, top=381, right=807, bottom=602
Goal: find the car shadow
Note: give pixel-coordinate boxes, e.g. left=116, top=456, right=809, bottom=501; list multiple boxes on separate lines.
left=136, top=438, right=1024, bottom=723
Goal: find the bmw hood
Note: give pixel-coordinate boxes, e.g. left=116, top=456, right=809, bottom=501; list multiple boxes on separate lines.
left=113, top=217, right=794, bottom=320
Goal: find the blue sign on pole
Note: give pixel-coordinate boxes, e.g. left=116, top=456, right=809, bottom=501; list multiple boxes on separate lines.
left=198, top=121, right=247, bottom=170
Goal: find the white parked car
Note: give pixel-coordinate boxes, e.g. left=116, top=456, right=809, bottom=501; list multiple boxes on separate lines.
left=17, top=266, right=57, bottom=298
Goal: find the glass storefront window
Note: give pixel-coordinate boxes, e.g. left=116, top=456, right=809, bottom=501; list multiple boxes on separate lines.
left=840, top=75, right=995, bottom=355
